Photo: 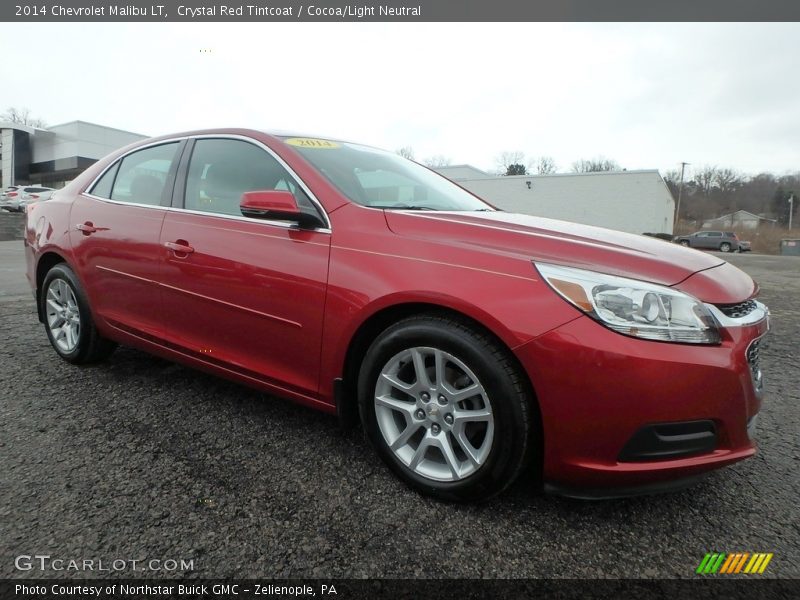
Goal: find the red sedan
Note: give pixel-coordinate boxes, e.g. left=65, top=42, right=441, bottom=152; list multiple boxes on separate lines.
left=24, top=130, right=769, bottom=501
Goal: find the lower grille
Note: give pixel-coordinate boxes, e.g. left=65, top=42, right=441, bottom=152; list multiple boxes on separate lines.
left=747, top=337, right=764, bottom=394
left=618, top=420, right=717, bottom=462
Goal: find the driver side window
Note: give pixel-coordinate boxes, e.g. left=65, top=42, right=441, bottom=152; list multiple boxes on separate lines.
left=184, top=138, right=317, bottom=218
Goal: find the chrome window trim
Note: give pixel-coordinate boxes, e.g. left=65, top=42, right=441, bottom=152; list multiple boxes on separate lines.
left=82, top=133, right=332, bottom=234
left=168, top=205, right=331, bottom=233
left=80, top=192, right=332, bottom=234
left=81, top=192, right=170, bottom=212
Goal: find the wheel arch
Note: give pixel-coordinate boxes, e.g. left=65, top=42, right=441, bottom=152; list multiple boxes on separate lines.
left=336, top=301, right=541, bottom=445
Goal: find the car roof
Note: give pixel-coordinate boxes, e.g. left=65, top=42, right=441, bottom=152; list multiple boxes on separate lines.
left=136, top=127, right=359, bottom=148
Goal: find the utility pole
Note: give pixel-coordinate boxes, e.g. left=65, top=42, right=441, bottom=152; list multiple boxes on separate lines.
left=789, top=194, right=794, bottom=231
left=674, top=162, right=689, bottom=227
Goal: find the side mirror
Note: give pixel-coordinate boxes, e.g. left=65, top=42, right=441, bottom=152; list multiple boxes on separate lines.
left=240, top=190, right=322, bottom=228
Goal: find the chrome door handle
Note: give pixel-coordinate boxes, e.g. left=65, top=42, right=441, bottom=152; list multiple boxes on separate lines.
left=75, top=222, right=98, bottom=234
left=164, top=241, right=195, bottom=254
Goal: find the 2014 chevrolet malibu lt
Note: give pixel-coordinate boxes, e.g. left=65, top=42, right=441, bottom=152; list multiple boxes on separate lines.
left=24, top=130, right=769, bottom=501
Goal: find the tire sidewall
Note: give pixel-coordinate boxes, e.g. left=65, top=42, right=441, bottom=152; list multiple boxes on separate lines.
left=41, top=264, right=93, bottom=363
left=358, top=318, right=529, bottom=501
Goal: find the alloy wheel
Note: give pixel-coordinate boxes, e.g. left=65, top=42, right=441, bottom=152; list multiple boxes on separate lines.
left=374, top=346, right=494, bottom=482
left=46, top=278, right=81, bottom=353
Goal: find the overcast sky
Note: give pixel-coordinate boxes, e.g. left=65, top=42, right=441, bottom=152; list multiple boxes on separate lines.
left=1, top=22, right=798, bottom=177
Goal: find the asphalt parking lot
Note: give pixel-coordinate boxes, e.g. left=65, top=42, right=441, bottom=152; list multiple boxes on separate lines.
left=1, top=228, right=798, bottom=579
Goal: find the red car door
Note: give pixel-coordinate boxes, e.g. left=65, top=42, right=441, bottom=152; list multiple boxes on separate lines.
left=70, top=141, right=184, bottom=339
left=157, top=137, right=331, bottom=397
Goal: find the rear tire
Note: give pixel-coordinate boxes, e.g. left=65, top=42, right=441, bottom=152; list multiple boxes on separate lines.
left=41, top=264, right=117, bottom=364
left=720, top=242, right=732, bottom=252
left=357, top=314, right=536, bottom=502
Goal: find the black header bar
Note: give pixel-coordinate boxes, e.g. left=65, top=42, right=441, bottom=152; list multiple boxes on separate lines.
left=3, top=0, right=800, bottom=22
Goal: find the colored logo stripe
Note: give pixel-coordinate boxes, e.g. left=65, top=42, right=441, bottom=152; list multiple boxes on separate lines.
left=719, top=554, right=737, bottom=573
left=697, top=552, right=773, bottom=574
left=720, top=553, right=746, bottom=573
left=734, top=553, right=750, bottom=573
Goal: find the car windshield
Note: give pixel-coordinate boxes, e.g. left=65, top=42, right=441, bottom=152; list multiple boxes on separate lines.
left=281, top=137, right=493, bottom=212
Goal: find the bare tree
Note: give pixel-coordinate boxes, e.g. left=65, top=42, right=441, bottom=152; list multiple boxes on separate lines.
left=713, top=167, right=743, bottom=195
left=662, top=168, right=681, bottom=199
left=423, top=155, right=452, bottom=168
left=692, top=165, right=717, bottom=197
left=1, top=107, right=46, bottom=128
left=571, top=157, right=621, bottom=173
left=396, top=146, right=415, bottom=160
left=533, top=156, right=557, bottom=175
left=657, top=166, right=795, bottom=223
left=662, top=169, right=681, bottom=185
left=496, top=151, right=526, bottom=174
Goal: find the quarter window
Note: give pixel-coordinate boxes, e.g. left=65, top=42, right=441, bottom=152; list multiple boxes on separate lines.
left=110, top=143, right=179, bottom=206
left=90, top=163, right=120, bottom=199
left=184, top=138, right=317, bottom=218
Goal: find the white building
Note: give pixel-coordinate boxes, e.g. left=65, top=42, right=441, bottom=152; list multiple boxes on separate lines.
left=702, top=210, right=777, bottom=230
left=435, top=166, right=676, bottom=235
left=0, top=120, right=147, bottom=189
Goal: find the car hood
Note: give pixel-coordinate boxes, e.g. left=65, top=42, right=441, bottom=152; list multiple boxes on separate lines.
left=385, top=210, right=742, bottom=292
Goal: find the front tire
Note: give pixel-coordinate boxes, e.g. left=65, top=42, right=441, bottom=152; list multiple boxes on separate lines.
left=720, top=242, right=732, bottom=252
left=679, top=240, right=690, bottom=247
left=41, top=264, right=117, bottom=364
left=357, top=314, right=536, bottom=502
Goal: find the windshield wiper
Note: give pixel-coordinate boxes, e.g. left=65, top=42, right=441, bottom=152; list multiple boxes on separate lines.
left=374, top=204, right=438, bottom=211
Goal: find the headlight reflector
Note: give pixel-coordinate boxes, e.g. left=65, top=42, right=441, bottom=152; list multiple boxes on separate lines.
left=536, top=263, right=721, bottom=344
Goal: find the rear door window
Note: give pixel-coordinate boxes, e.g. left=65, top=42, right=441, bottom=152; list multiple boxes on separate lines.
left=110, top=142, right=179, bottom=206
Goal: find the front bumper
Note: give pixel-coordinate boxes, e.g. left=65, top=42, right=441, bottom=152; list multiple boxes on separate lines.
left=516, top=311, right=768, bottom=494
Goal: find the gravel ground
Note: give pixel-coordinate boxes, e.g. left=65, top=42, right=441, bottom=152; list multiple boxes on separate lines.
left=1, top=248, right=798, bottom=579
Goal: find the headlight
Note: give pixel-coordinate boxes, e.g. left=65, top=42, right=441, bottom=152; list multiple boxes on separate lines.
left=535, top=263, right=721, bottom=344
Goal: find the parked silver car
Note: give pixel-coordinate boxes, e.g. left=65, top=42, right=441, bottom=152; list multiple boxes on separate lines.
left=674, top=230, right=750, bottom=253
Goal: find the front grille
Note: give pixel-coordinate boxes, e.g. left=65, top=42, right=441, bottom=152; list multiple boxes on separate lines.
left=716, top=299, right=757, bottom=319
left=746, top=338, right=763, bottom=394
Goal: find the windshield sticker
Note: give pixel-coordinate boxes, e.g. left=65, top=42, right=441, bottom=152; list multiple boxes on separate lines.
left=285, top=138, right=340, bottom=149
